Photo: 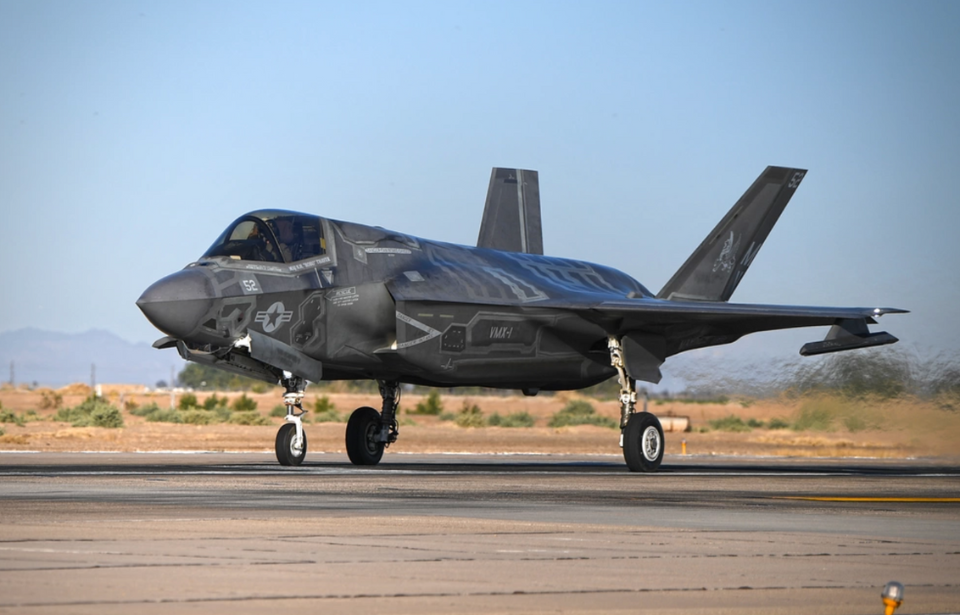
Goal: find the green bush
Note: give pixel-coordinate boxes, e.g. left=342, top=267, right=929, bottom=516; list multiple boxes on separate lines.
left=203, top=393, right=228, bottom=410
left=178, top=393, right=199, bottom=410
left=130, top=402, right=181, bottom=423
left=39, top=391, right=63, bottom=409
left=488, top=411, right=535, bottom=428
left=55, top=397, right=124, bottom=428
left=313, top=410, right=343, bottom=423
left=308, top=395, right=341, bottom=422
left=145, top=408, right=183, bottom=423
left=0, top=409, right=25, bottom=427
left=791, top=400, right=838, bottom=431
left=230, top=411, right=270, bottom=426
left=314, top=395, right=336, bottom=414
left=270, top=404, right=287, bottom=418
left=211, top=405, right=233, bottom=422
left=455, top=401, right=486, bottom=428
left=548, top=400, right=617, bottom=429
left=177, top=363, right=260, bottom=391
left=90, top=405, right=124, bottom=428
left=438, top=412, right=456, bottom=422
left=232, top=394, right=258, bottom=412
left=180, top=410, right=215, bottom=425
left=0, top=427, right=4, bottom=437
left=129, top=402, right=160, bottom=417
left=411, top=390, right=444, bottom=415
left=746, top=418, right=765, bottom=428
left=767, top=417, right=791, bottom=429
left=708, top=415, right=752, bottom=432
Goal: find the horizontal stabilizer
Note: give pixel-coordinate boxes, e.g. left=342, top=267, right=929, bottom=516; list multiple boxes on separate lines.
left=477, top=168, right=542, bottom=254
left=657, top=166, right=808, bottom=302
left=799, top=318, right=899, bottom=356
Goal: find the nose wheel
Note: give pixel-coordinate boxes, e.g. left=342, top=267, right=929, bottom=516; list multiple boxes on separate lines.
left=276, top=422, right=307, bottom=466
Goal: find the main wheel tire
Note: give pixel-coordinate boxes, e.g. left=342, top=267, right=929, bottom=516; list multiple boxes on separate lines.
left=346, top=406, right=385, bottom=466
left=275, top=422, right=307, bottom=466
left=622, top=412, right=664, bottom=472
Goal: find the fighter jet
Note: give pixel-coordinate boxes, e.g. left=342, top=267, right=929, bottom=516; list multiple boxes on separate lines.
left=137, top=166, right=906, bottom=472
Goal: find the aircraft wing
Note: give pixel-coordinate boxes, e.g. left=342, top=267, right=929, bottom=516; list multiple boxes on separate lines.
left=569, top=298, right=908, bottom=382
left=587, top=298, right=906, bottom=332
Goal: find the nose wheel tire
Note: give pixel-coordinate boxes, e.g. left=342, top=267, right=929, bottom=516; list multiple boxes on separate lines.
left=346, top=406, right=385, bottom=466
left=622, top=412, right=664, bottom=472
left=275, top=422, right=307, bottom=466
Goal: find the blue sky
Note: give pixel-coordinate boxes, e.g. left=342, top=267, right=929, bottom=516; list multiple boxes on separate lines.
left=2, top=0, right=958, bottom=365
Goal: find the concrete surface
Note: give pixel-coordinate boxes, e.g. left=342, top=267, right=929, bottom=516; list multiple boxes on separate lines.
left=0, top=452, right=957, bottom=614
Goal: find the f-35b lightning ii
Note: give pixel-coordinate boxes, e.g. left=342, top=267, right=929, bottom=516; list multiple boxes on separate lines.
left=137, top=166, right=906, bottom=472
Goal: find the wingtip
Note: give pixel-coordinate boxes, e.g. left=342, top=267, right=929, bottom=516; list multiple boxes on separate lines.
left=874, top=307, right=910, bottom=316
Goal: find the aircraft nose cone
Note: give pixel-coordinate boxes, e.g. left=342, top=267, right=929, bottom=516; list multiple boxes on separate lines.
left=137, top=269, right=215, bottom=340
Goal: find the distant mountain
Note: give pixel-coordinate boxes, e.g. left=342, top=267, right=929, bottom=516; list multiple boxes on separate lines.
left=0, top=328, right=184, bottom=388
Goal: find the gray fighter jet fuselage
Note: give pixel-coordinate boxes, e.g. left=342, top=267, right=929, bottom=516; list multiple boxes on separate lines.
left=138, top=167, right=906, bottom=471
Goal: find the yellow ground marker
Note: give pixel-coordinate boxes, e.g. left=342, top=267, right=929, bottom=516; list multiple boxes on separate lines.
left=778, top=496, right=960, bottom=503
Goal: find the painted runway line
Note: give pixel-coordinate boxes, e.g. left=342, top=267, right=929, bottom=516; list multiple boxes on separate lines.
left=779, top=496, right=960, bottom=503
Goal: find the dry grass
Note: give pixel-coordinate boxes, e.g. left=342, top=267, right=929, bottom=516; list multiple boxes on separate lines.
left=0, top=386, right=957, bottom=458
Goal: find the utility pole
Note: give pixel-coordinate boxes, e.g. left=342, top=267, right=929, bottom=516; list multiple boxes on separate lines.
left=91, top=363, right=98, bottom=397
left=9, top=361, right=13, bottom=387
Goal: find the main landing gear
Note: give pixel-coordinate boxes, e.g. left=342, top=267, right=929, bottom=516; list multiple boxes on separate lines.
left=608, top=337, right=664, bottom=472
left=276, top=374, right=308, bottom=466
left=346, top=380, right=399, bottom=466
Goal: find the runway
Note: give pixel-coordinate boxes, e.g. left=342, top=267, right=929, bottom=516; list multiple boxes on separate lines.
left=1, top=452, right=958, bottom=614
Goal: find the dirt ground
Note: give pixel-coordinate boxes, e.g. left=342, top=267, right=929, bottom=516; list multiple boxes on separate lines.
left=1, top=384, right=958, bottom=459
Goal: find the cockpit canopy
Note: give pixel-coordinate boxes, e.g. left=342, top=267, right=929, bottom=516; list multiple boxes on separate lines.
left=202, top=210, right=326, bottom=264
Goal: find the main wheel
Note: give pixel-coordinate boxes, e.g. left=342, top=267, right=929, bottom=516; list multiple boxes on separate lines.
left=622, top=412, right=664, bottom=472
left=275, top=422, right=307, bottom=466
left=346, top=406, right=385, bottom=466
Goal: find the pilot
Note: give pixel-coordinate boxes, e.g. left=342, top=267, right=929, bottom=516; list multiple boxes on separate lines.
left=272, top=218, right=301, bottom=262
left=246, top=224, right=281, bottom=263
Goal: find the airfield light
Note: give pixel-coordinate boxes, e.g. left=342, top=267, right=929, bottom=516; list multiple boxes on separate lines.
left=881, top=581, right=904, bottom=615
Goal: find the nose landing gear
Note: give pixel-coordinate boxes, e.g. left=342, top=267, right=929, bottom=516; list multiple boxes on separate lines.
left=275, top=375, right=308, bottom=466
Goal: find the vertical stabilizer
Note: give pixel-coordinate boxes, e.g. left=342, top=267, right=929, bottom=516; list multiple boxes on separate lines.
left=657, top=166, right=807, bottom=302
left=477, top=168, right=542, bottom=254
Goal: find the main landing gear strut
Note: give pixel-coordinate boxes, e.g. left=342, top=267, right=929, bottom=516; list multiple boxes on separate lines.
left=608, top=337, right=664, bottom=472
left=345, top=380, right=400, bottom=466
left=275, top=374, right=308, bottom=466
